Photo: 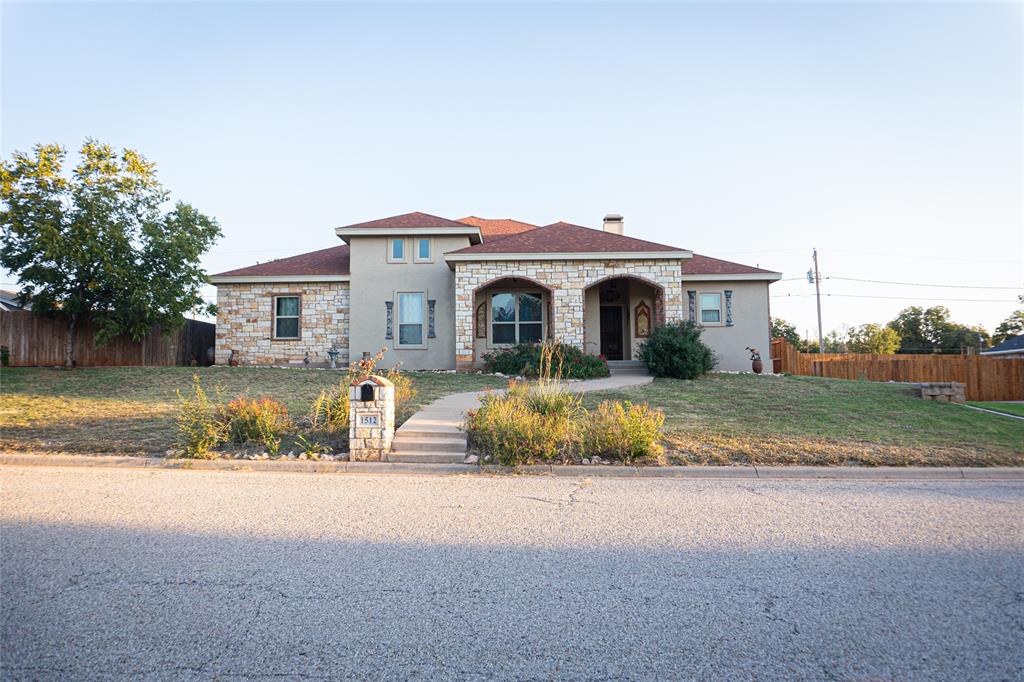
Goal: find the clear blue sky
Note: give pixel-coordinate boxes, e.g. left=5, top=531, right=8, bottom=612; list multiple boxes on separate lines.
left=3, top=1, right=1021, bottom=338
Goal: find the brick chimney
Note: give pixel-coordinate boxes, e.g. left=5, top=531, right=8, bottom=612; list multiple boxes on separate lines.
left=602, top=214, right=624, bottom=235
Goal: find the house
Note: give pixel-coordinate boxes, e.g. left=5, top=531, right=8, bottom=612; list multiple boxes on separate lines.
left=209, top=212, right=782, bottom=372
left=0, top=288, right=29, bottom=312
left=980, top=334, right=1024, bottom=359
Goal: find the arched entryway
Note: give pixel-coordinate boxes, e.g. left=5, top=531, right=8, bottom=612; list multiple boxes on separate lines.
left=583, top=275, right=664, bottom=360
left=470, top=276, right=554, bottom=366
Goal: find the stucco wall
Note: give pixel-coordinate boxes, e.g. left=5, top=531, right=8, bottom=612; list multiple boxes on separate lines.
left=681, top=279, right=772, bottom=372
left=348, top=235, right=471, bottom=370
left=455, top=259, right=685, bottom=369
left=215, top=282, right=350, bottom=365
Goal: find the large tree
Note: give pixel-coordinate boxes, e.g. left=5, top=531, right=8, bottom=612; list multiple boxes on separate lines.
left=846, top=323, right=901, bottom=355
left=1, top=140, right=221, bottom=367
left=887, top=306, right=989, bottom=354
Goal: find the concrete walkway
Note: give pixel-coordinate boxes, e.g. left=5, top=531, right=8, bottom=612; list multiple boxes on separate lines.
left=394, top=373, right=654, bottom=448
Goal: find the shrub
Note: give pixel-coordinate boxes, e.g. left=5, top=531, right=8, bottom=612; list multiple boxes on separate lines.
left=585, top=400, right=666, bottom=464
left=309, top=383, right=350, bottom=433
left=175, top=375, right=226, bottom=458
left=638, top=321, right=715, bottom=379
left=223, top=396, right=291, bottom=454
left=465, top=381, right=584, bottom=465
left=482, top=342, right=609, bottom=379
left=386, top=365, right=417, bottom=418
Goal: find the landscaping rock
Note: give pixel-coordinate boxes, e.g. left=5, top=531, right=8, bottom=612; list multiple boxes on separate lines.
left=582, top=458, right=591, bottom=465
left=464, top=455, right=479, bottom=464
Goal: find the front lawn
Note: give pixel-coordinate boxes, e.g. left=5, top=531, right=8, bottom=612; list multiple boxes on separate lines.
left=583, top=374, right=1024, bottom=466
left=0, top=367, right=506, bottom=456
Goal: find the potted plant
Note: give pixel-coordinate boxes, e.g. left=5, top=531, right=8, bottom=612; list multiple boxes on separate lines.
left=746, top=346, right=763, bottom=374
left=228, top=349, right=240, bottom=367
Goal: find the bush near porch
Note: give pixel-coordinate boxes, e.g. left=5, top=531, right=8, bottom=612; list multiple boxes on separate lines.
left=482, top=342, right=609, bottom=379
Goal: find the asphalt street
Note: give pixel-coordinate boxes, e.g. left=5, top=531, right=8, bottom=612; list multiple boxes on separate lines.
left=2, top=465, right=1022, bottom=680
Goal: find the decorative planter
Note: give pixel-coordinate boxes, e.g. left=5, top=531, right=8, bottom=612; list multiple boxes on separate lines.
left=228, top=350, right=240, bottom=367
left=751, top=359, right=763, bottom=374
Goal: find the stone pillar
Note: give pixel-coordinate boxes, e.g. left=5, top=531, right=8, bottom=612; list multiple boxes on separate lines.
left=348, top=375, right=395, bottom=461
left=454, top=264, right=475, bottom=371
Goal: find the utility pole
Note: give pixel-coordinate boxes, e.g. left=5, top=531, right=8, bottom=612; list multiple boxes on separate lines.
left=813, top=248, right=824, bottom=353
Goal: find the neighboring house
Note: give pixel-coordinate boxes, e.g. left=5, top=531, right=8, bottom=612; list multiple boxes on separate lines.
left=209, top=212, right=782, bottom=372
left=980, top=334, right=1024, bottom=359
left=0, top=288, right=29, bottom=312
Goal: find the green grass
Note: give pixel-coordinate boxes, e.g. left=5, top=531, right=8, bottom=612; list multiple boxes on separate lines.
left=583, top=374, right=1024, bottom=466
left=0, top=366, right=506, bottom=456
left=967, top=401, right=1024, bottom=418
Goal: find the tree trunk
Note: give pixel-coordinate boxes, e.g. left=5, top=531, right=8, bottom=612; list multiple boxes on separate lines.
left=64, top=316, right=77, bottom=369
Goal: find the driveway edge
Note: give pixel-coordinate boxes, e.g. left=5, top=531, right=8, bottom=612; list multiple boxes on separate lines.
left=2, top=452, right=1022, bottom=480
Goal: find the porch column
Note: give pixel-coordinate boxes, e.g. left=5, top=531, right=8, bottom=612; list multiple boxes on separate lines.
left=552, top=285, right=585, bottom=349
left=454, top=264, right=476, bottom=371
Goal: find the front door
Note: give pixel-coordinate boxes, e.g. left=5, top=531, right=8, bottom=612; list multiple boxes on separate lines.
left=600, top=306, right=624, bottom=360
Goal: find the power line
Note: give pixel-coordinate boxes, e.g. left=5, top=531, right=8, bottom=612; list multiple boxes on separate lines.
left=772, top=293, right=1016, bottom=303
left=828, top=276, right=1020, bottom=290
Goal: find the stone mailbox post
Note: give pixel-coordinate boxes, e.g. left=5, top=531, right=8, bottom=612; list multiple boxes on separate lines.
left=349, top=375, right=395, bottom=461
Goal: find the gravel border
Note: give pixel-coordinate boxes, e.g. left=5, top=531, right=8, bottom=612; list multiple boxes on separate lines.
left=1, top=452, right=1022, bottom=480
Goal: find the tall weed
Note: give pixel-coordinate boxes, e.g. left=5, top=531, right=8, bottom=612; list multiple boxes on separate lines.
left=175, top=374, right=226, bottom=458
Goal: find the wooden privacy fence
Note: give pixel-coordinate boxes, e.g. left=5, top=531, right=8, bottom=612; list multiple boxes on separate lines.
left=0, top=309, right=215, bottom=367
left=770, top=338, right=1024, bottom=401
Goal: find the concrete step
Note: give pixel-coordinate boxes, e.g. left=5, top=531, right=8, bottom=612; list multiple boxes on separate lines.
left=387, top=451, right=467, bottom=464
left=395, top=427, right=465, bottom=439
left=390, top=436, right=467, bottom=453
left=610, top=368, right=649, bottom=375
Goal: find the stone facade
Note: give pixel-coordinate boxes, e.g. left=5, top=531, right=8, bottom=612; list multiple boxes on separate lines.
left=453, top=259, right=686, bottom=369
left=348, top=377, right=395, bottom=461
left=215, top=282, right=350, bottom=365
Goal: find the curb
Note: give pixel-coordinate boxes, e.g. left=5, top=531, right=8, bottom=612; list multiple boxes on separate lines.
left=1, top=453, right=1022, bottom=480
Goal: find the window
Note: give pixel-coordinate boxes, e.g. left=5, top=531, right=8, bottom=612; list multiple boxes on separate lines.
left=397, top=292, right=425, bottom=346
left=699, top=293, right=722, bottom=324
left=389, top=238, right=406, bottom=262
left=491, top=292, right=543, bottom=345
left=274, top=295, right=300, bottom=339
left=415, top=238, right=432, bottom=262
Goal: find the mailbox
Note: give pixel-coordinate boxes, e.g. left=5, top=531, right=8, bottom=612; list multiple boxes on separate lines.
left=359, top=383, right=375, bottom=402
left=348, top=374, right=395, bottom=462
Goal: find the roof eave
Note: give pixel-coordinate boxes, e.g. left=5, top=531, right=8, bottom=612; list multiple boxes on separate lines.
left=979, top=347, right=1024, bottom=356
left=209, top=275, right=351, bottom=284
left=682, top=272, right=783, bottom=282
left=335, top=226, right=482, bottom=244
left=444, top=250, right=692, bottom=266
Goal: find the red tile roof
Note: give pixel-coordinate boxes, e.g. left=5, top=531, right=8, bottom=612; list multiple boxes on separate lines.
left=458, top=216, right=537, bottom=239
left=337, top=211, right=473, bottom=230
left=212, top=244, right=350, bottom=277
left=682, top=253, right=778, bottom=276
left=447, top=222, right=686, bottom=255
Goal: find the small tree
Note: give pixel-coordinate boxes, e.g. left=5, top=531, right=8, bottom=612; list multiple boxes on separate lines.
left=846, top=323, right=901, bottom=355
left=992, top=309, right=1024, bottom=346
left=770, top=317, right=802, bottom=347
left=1, top=141, right=221, bottom=367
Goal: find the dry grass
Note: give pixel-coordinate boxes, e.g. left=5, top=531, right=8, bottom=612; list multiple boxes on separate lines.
left=0, top=367, right=506, bottom=456
left=583, top=374, right=1024, bottom=467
